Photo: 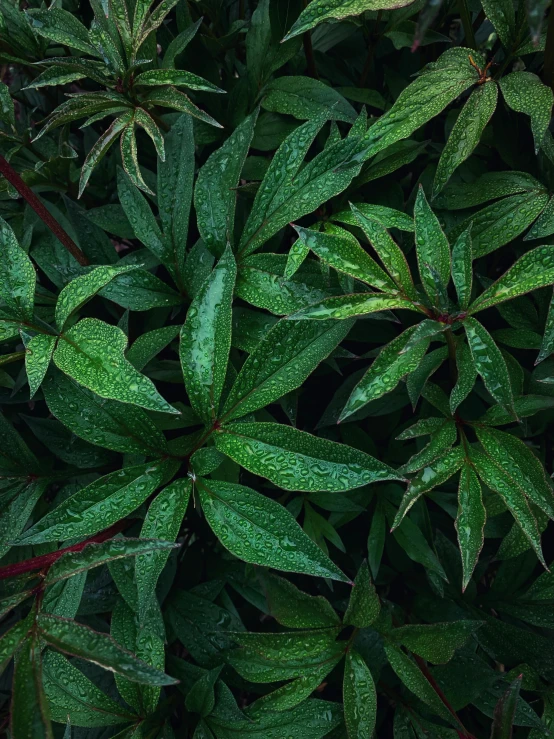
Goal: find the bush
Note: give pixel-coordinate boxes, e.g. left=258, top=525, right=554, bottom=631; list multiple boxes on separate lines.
left=1, top=0, right=554, bottom=736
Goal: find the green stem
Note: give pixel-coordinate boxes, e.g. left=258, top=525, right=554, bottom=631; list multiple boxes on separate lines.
left=458, top=0, right=476, bottom=50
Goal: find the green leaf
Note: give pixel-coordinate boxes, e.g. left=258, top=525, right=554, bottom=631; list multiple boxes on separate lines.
left=469, top=246, right=554, bottom=314
left=180, top=246, right=236, bottom=424
left=456, top=463, right=486, bottom=591
left=451, top=226, right=473, bottom=311
left=259, top=571, right=340, bottom=629
left=491, top=676, right=521, bottom=739
left=215, top=422, right=401, bottom=492
left=0, top=80, right=15, bottom=127
left=136, top=479, right=191, bottom=620
left=537, top=288, right=554, bottom=364
left=383, top=643, right=454, bottom=723
left=349, top=205, right=418, bottom=301
left=196, top=478, right=349, bottom=581
left=287, top=293, right=418, bottom=320
left=336, top=202, right=414, bottom=233
left=157, top=113, right=194, bottom=283
left=343, top=560, right=380, bottom=628
left=414, top=185, right=450, bottom=303
left=262, top=77, right=356, bottom=122
left=221, top=318, right=352, bottom=422
left=476, top=426, right=554, bottom=520
left=143, top=87, right=223, bottom=128
left=186, top=667, right=222, bottom=716
left=481, top=0, right=515, bottom=46
left=11, top=636, right=53, bottom=739
left=55, top=264, right=138, bottom=331
left=42, top=651, right=136, bottom=727
left=464, top=317, right=515, bottom=414
left=293, top=224, right=397, bottom=292
left=471, top=447, right=546, bottom=567
left=24, top=333, right=56, bottom=399
left=120, top=122, right=153, bottom=196
left=450, top=340, right=477, bottom=412
left=386, top=504, right=448, bottom=580
left=341, top=325, right=431, bottom=421
left=44, top=538, right=178, bottom=585
left=78, top=112, right=133, bottom=197
left=16, top=460, right=168, bottom=545
left=194, top=111, right=257, bottom=257
left=42, top=367, right=169, bottom=454
left=126, top=324, right=180, bottom=371
left=343, top=648, right=377, bottom=739
left=433, top=82, right=498, bottom=197
left=500, top=71, right=553, bottom=152
left=391, top=621, right=482, bottom=663
left=26, top=8, right=97, bottom=55
left=0, top=216, right=36, bottom=321
left=435, top=170, right=543, bottom=209
left=283, top=0, right=419, bottom=40
left=134, top=68, right=225, bottom=94
left=393, top=446, right=464, bottom=528
left=0, top=410, right=39, bottom=474
left=357, top=48, right=481, bottom=161
left=0, top=608, right=35, bottom=671
left=53, top=318, right=177, bottom=414
left=0, top=479, right=46, bottom=557
left=37, top=614, right=178, bottom=686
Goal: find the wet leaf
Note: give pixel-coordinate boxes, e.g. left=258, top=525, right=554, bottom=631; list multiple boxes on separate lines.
left=0, top=217, right=36, bottom=321
left=500, top=72, right=553, bottom=153
left=343, top=560, right=380, bottom=627
left=456, top=463, right=486, bottom=591
left=343, top=648, right=377, bottom=739
left=464, top=317, right=515, bottom=414
left=414, top=185, right=450, bottom=304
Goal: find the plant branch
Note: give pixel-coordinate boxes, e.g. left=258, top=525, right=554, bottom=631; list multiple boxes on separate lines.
left=0, top=155, right=89, bottom=267
left=458, top=0, right=476, bottom=50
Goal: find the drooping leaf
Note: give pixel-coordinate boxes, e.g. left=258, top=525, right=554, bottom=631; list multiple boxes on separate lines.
left=53, top=318, right=177, bottom=414
left=343, top=560, right=380, bottom=628
left=481, top=0, right=516, bottom=47
left=413, top=185, right=450, bottom=304
left=24, top=333, right=57, bottom=399
left=11, top=636, right=53, bottom=739
left=343, top=648, right=377, bottom=739
left=215, top=422, right=401, bottom=492
left=464, top=317, right=515, bottom=414
left=196, top=478, right=349, bottom=581
left=500, top=72, right=553, bottom=153
left=456, top=463, right=486, bottom=591
left=0, top=216, right=36, bottom=321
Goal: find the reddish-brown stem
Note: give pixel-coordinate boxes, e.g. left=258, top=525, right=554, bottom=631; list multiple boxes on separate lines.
left=414, top=654, right=476, bottom=739
left=0, top=155, right=89, bottom=267
left=0, top=519, right=130, bottom=580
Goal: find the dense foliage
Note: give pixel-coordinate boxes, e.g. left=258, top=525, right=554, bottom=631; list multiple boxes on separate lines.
left=2, top=0, right=554, bottom=736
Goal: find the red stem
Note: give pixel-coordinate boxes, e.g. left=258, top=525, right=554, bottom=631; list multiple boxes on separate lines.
left=0, top=155, right=89, bottom=267
left=0, top=519, right=129, bottom=580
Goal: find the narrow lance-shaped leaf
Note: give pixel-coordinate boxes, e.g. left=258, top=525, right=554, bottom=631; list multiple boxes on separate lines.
left=469, top=246, right=554, bottom=314
left=16, top=460, right=169, bottom=545
left=0, top=217, right=36, bottom=321
left=537, top=288, right=554, bottom=364
left=340, top=325, right=431, bottom=422
left=24, top=333, right=57, bottom=399
left=180, top=247, right=236, bottom=424
left=491, top=676, right=522, bottom=739
left=0, top=607, right=35, bottom=672
left=54, top=318, right=178, bottom=414
left=451, top=225, right=473, bottom=311
left=55, top=264, right=139, bottom=331
left=287, top=293, right=419, bottom=321
left=343, top=648, right=377, bottom=739
left=414, top=185, right=450, bottom=303
left=456, top=463, right=486, bottom=591
left=293, top=224, right=397, bottom=292
left=194, top=111, right=257, bottom=257
left=350, top=205, right=418, bottom=301
left=120, top=121, right=153, bottom=196
left=79, top=112, right=133, bottom=197
left=37, top=614, right=178, bottom=686
left=221, top=318, right=353, bottom=423
left=500, top=72, right=553, bottom=153
left=464, top=317, right=515, bottom=414
left=343, top=560, right=380, bottom=628
left=215, top=422, right=402, bottom=493
left=433, top=82, right=498, bottom=197
left=11, top=636, right=53, bottom=739
left=136, top=479, right=191, bottom=621
left=197, top=478, right=349, bottom=582
left=26, top=8, right=98, bottom=55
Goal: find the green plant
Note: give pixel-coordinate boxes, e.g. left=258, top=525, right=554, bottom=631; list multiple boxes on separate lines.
left=2, top=0, right=554, bottom=737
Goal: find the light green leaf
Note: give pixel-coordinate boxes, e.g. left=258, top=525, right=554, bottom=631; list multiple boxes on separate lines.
left=56, top=264, right=138, bottom=331
left=197, top=478, right=349, bottom=581
left=414, top=185, right=450, bottom=303
left=43, top=651, right=136, bottom=727
left=343, top=649, right=376, bottom=739
left=0, top=217, right=36, bottom=321
left=180, top=247, right=236, bottom=424
left=221, top=318, right=352, bottom=422
left=16, top=460, right=168, bottom=545
left=262, top=77, right=356, bottom=122
left=433, top=81, right=498, bottom=197
left=464, top=317, right=515, bottom=414
left=194, top=111, right=257, bottom=257
left=136, top=479, right=191, bottom=620
left=54, top=318, right=177, bottom=414
left=37, top=614, right=177, bottom=686
left=24, top=333, right=56, bottom=399
left=293, top=224, right=397, bottom=292
left=215, top=422, right=401, bottom=492
left=469, top=246, right=554, bottom=314
left=42, top=367, right=169, bottom=454
left=471, top=447, right=546, bottom=567
left=456, top=463, right=485, bottom=591
left=341, top=325, right=430, bottom=421
left=500, top=71, right=553, bottom=152
left=343, top=560, right=380, bottom=628
left=283, top=0, right=419, bottom=41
